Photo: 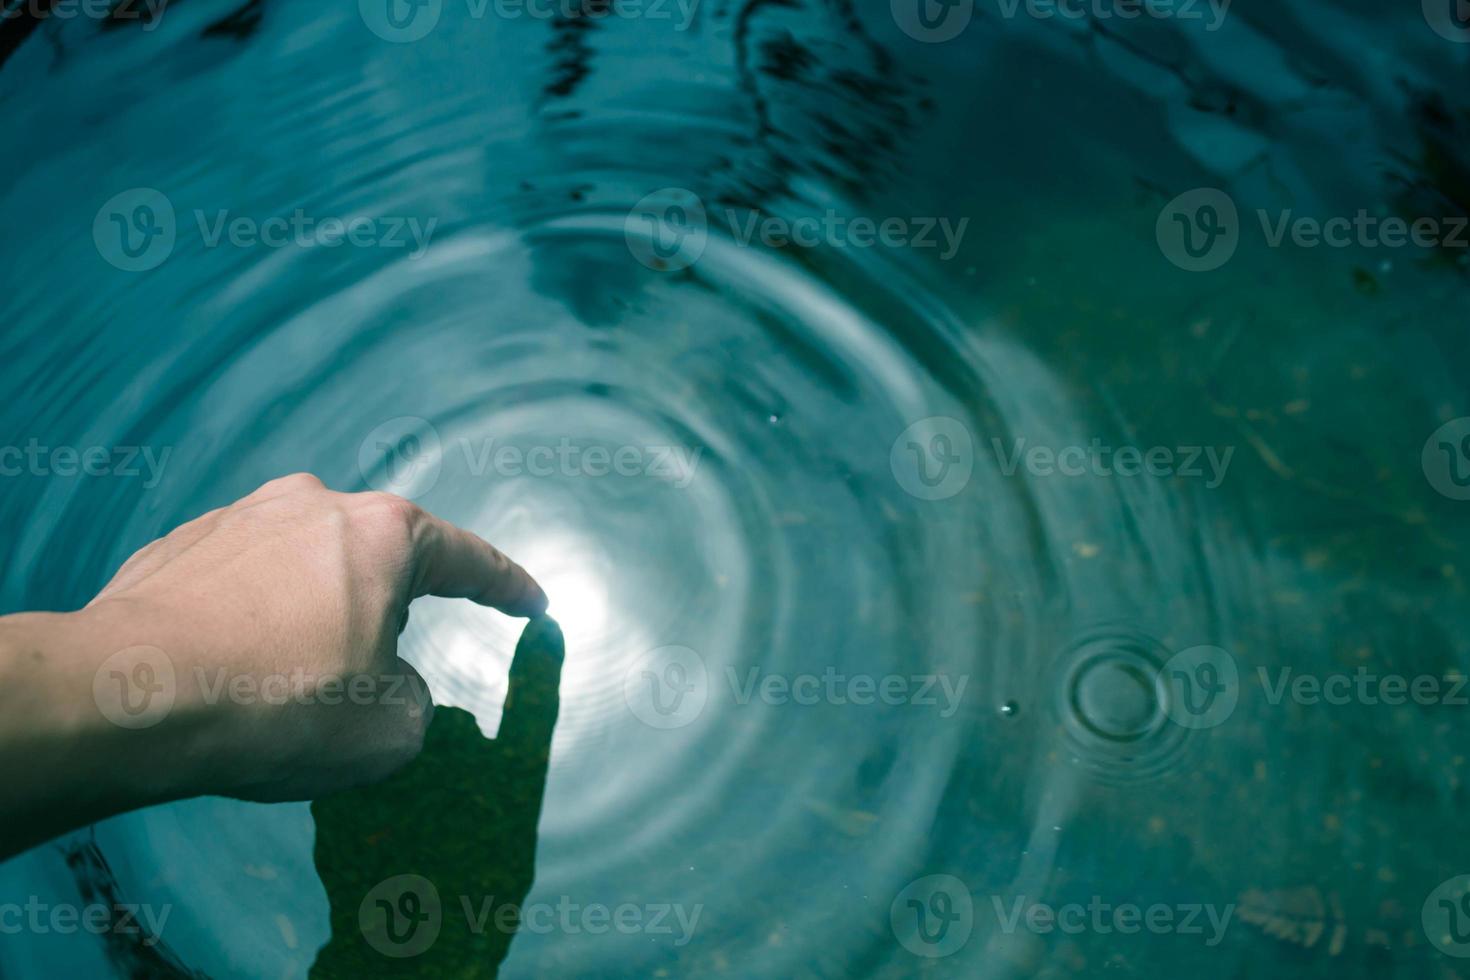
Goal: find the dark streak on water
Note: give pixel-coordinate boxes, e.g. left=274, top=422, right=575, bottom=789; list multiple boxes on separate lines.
left=725, top=0, right=931, bottom=204
left=65, top=836, right=201, bottom=979
left=199, top=0, right=264, bottom=40
left=543, top=1, right=602, bottom=100
left=0, top=0, right=57, bottom=69
left=0, top=0, right=263, bottom=72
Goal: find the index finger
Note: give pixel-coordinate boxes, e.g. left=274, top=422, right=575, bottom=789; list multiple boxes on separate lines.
left=409, top=511, right=549, bottom=618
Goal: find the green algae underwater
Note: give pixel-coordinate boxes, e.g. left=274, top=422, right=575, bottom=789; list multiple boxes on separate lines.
left=310, top=616, right=565, bottom=978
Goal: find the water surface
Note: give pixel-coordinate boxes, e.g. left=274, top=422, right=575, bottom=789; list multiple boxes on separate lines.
left=2, top=1, right=1470, bottom=976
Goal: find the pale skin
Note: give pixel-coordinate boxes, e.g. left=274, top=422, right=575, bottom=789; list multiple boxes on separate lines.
left=0, top=473, right=548, bottom=861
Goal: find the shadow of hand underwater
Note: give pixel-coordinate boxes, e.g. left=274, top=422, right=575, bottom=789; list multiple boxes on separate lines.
left=310, top=616, right=565, bottom=978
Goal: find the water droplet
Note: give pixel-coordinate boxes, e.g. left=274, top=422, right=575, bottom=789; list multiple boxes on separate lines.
left=1000, top=700, right=1019, bottom=717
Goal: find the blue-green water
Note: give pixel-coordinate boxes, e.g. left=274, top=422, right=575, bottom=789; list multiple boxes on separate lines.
left=3, top=0, right=1470, bottom=976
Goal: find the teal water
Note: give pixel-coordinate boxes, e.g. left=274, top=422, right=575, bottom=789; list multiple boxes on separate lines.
left=2, top=1, right=1470, bottom=977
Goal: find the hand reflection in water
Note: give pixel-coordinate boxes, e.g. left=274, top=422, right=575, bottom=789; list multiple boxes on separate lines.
left=311, top=616, right=564, bottom=977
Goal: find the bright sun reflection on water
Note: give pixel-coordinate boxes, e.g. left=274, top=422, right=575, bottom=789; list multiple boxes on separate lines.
left=488, top=527, right=650, bottom=731
left=518, top=537, right=611, bottom=651
left=414, top=491, right=678, bottom=751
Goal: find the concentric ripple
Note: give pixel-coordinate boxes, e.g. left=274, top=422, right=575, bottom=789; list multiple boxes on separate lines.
left=1050, top=627, right=1188, bottom=785
left=4, top=2, right=1470, bottom=979
left=0, top=8, right=1296, bottom=976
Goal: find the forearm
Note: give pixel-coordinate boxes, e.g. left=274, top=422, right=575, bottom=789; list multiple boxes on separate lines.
left=0, top=603, right=209, bottom=860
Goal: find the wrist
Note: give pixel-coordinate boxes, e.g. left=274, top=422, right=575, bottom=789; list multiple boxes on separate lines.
left=0, top=601, right=218, bottom=856
left=68, top=597, right=226, bottom=800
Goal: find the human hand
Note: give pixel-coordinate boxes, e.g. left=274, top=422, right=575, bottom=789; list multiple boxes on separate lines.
left=0, top=473, right=547, bottom=857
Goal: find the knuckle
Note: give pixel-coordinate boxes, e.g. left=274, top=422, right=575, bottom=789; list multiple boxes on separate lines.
left=358, top=491, right=420, bottom=525
left=352, top=493, right=422, bottom=547
left=263, top=472, right=323, bottom=494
